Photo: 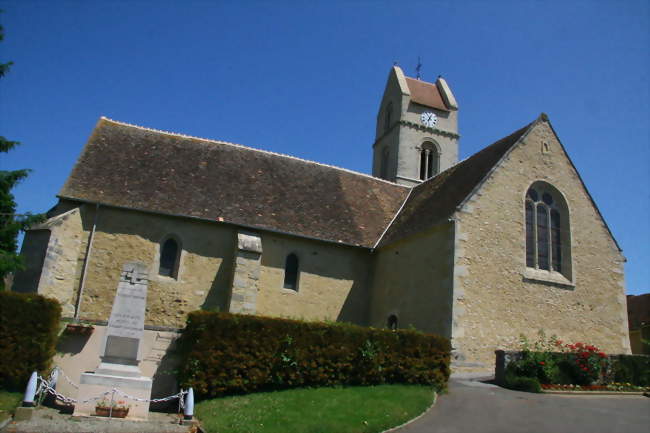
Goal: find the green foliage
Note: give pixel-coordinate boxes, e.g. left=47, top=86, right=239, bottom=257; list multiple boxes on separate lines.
left=177, top=312, right=451, bottom=398
left=0, top=16, right=44, bottom=289
left=611, top=355, right=650, bottom=386
left=507, top=330, right=649, bottom=389
left=503, top=366, right=542, bottom=393
left=195, top=384, right=435, bottom=433
left=0, top=291, right=61, bottom=390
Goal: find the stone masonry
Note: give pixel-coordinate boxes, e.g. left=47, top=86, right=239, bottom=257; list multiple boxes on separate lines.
left=228, top=231, right=263, bottom=315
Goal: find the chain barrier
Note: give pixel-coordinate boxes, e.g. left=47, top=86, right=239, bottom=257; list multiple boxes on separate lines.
left=34, top=368, right=188, bottom=408
left=52, top=366, right=79, bottom=389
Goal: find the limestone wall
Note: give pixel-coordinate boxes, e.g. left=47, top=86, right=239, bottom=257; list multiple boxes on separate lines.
left=396, top=122, right=459, bottom=183
left=452, top=121, right=629, bottom=373
left=25, top=202, right=373, bottom=328
left=14, top=206, right=90, bottom=317
left=257, top=233, right=372, bottom=324
left=369, top=223, right=455, bottom=336
left=79, top=206, right=235, bottom=327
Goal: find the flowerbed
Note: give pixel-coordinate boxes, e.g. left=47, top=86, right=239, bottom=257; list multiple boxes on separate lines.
left=499, top=330, right=650, bottom=393
left=541, top=383, right=650, bottom=392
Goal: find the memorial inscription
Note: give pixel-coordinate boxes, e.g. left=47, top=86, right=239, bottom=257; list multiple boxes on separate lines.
left=101, top=262, right=148, bottom=365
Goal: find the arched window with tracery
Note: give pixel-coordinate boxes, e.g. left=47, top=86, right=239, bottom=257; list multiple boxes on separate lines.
left=419, top=141, right=439, bottom=180
left=525, top=183, right=570, bottom=277
left=283, top=253, right=299, bottom=291
left=159, top=237, right=181, bottom=278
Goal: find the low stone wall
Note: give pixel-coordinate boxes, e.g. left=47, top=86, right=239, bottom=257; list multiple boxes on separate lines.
left=494, top=350, right=525, bottom=385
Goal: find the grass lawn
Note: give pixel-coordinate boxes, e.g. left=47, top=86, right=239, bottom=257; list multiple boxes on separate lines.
left=195, top=384, right=436, bottom=433
left=0, top=390, right=22, bottom=424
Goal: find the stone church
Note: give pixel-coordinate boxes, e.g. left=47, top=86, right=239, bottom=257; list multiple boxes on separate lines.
left=15, top=66, right=631, bottom=374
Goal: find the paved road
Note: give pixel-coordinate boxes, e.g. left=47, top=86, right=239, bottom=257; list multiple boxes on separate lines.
left=397, top=379, right=649, bottom=433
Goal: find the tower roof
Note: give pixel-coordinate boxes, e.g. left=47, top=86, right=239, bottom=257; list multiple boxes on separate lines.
left=404, top=76, right=450, bottom=111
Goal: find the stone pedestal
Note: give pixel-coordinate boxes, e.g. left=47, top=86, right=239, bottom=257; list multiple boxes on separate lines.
left=73, top=262, right=153, bottom=420
left=75, top=367, right=152, bottom=420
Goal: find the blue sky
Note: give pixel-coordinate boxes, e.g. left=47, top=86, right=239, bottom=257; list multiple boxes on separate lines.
left=1, top=1, right=648, bottom=295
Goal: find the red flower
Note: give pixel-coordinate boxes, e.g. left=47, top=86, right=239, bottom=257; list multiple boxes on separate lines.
left=539, top=361, right=545, bottom=365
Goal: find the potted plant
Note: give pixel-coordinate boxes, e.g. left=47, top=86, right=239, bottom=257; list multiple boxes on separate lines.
left=95, top=399, right=130, bottom=418
left=64, top=321, right=95, bottom=336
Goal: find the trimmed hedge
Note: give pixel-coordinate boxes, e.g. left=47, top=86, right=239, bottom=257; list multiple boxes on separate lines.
left=0, top=291, right=61, bottom=390
left=177, top=312, right=451, bottom=397
left=611, top=355, right=650, bottom=386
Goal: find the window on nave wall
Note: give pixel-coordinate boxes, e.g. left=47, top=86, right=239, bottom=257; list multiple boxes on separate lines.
left=525, top=182, right=571, bottom=279
left=159, top=237, right=181, bottom=278
left=283, top=253, right=299, bottom=291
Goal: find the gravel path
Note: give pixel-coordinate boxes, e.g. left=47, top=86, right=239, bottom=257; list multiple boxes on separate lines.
left=1, top=407, right=194, bottom=433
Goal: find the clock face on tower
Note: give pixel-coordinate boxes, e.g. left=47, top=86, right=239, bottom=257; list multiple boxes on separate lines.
left=420, top=112, right=437, bottom=128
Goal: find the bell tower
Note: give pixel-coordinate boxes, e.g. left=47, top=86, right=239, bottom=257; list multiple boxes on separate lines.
left=372, top=66, right=459, bottom=186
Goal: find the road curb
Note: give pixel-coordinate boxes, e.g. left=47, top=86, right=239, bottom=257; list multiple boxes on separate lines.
left=381, top=391, right=438, bottom=433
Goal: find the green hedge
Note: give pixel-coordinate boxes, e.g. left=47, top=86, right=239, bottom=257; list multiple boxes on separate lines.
left=0, top=291, right=61, bottom=390
left=177, top=312, right=451, bottom=397
left=611, top=355, right=650, bottom=386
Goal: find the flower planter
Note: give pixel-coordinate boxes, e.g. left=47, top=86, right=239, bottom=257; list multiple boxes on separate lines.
left=64, top=323, right=94, bottom=336
left=95, top=407, right=129, bottom=418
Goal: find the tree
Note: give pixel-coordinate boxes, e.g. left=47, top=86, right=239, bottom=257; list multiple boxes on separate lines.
left=0, top=17, right=43, bottom=289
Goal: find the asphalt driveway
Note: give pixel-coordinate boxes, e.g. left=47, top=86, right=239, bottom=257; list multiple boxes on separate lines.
left=397, top=378, right=649, bottom=433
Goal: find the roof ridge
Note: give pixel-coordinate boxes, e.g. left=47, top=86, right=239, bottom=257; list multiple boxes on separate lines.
left=99, top=117, right=409, bottom=188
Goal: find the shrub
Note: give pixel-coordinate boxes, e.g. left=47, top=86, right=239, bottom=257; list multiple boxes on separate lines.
left=0, top=291, right=61, bottom=390
left=177, top=312, right=451, bottom=398
left=611, top=355, right=650, bottom=386
left=504, top=331, right=650, bottom=389
left=504, top=365, right=541, bottom=393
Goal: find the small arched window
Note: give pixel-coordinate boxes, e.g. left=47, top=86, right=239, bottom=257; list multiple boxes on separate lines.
left=283, top=253, right=299, bottom=291
left=419, top=141, right=439, bottom=180
left=159, top=237, right=180, bottom=278
left=387, top=314, right=398, bottom=331
left=525, top=183, right=570, bottom=277
left=384, top=102, right=392, bottom=132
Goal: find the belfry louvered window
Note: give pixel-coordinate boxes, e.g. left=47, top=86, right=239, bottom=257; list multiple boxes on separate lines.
left=525, top=184, right=568, bottom=274
left=384, top=102, right=392, bottom=132
left=419, top=142, right=439, bottom=180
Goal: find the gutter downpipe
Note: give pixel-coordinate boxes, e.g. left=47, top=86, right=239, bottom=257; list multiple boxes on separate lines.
left=74, top=203, right=99, bottom=320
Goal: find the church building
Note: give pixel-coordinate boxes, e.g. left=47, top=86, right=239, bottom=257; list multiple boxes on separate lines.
left=15, top=66, right=631, bottom=374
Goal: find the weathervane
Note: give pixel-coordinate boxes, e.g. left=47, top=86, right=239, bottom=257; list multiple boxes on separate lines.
left=416, top=56, right=422, bottom=80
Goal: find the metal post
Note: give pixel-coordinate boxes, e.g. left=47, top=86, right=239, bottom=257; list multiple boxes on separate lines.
left=183, top=388, right=194, bottom=421
left=109, top=389, right=115, bottom=419
left=22, top=371, right=38, bottom=407
left=40, top=368, right=58, bottom=406
left=50, top=368, right=59, bottom=390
